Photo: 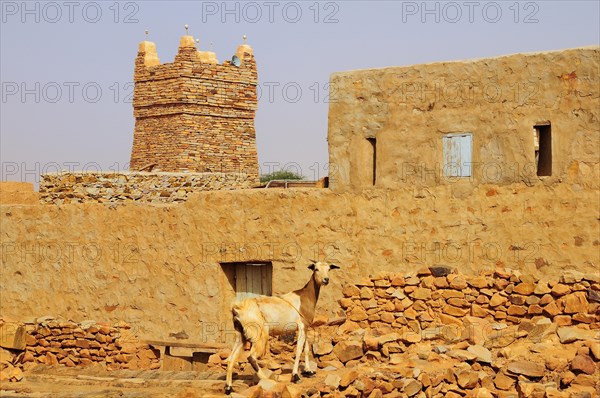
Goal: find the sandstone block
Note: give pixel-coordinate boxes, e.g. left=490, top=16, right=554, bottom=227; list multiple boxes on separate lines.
left=456, top=369, right=479, bottom=389
left=507, top=305, right=527, bottom=316
left=281, top=385, right=303, bottom=398
left=551, top=284, right=571, bottom=297
left=467, top=276, right=489, bottom=289
left=572, top=313, right=595, bottom=323
left=447, top=298, right=470, bottom=307
left=360, top=287, right=374, bottom=299
left=332, top=341, right=363, bottom=363
left=338, top=298, right=354, bottom=309
left=0, top=323, right=26, bottom=350
left=570, top=354, right=596, bottom=375
left=390, top=276, right=405, bottom=287
left=507, top=361, right=545, bottom=378
left=554, top=315, right=572, bottom=326
left=449, top=276, right=468, bottom=290
left=342, top=284, right=360, bottom=298
left=513, top=283, right=535, bottom=295
left=443, top=305, right=469, bottom=317
left=534, top=281, right=552, bottom=295
left=411, top=287, right=431, bottom=300
left=563, top=292, right=589, bottom=314
left=324, top=373, right=341, bottom=389
left=312, top=341, right=333, bottom=356
left=402, top=378, right=422, bottom=396
left=543, top=301, right=561, bottom=317
left=340, top=369, right=359, bottom=388
left=447, top=349, right=477, bottom=361
left=557, top=327, right=599, bottom=343
left=467, top=345, right=493, bottom=364
left=348, top=307, right=368, bottom=322
left=489, top=293, right=507, bottom=307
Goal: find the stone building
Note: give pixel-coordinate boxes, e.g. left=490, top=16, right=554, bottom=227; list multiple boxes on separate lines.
left=328, top=47, right=599, bottom=192
left=130, top=35, right=259, bottom=178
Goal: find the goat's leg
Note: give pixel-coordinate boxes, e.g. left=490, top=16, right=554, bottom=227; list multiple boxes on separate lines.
left=292, top=324, right=306, bottom=383
left=248, top=335, right=270, bottom=380
left=225, top=335, right=244, bottom=395
left=301, top=332, right=315, bottom=377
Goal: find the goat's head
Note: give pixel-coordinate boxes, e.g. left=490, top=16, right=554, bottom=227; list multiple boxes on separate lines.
left=308, top=261, right=340, bottom=286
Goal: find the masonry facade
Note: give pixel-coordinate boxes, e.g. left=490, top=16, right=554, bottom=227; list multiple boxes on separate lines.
left=328, top=47, right=599, bottom=192
left=129, top=36, right=259, bottom=178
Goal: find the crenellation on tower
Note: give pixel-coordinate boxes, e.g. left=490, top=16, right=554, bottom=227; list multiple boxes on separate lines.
left=136, top=41, right=161, bottom=67
left=130, top=34, right=259, bottom=178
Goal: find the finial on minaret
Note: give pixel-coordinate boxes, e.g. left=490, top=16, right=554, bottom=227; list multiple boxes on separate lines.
left=195, top=38, right=200, bottom=45
left=210, top=41, right=214, bottom=51
left=145, top=29, right=149, bottom=39
left=235, top=35, right=253, bottom=58
left=184, top=24, right=189, bottom=35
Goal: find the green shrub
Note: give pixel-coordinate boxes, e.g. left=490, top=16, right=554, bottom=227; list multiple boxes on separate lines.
left=260, top=170, right=304, bottom=183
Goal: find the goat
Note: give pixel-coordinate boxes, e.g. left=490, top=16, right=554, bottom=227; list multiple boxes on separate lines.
left=224, top=262, right=340, bottom=394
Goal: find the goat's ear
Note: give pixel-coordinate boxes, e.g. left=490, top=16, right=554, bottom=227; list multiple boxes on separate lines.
left=308, top=264, right=316, bottom=271
left=329, top=264, right=340, bottom=270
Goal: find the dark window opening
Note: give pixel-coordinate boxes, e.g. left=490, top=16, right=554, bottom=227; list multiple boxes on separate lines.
left=535, top=124, right=552, bottom=176
left=367, top=137, right=377, bottom=186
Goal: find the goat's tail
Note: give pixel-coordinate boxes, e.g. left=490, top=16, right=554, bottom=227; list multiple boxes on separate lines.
left=231, top=302, right=269, bottom=358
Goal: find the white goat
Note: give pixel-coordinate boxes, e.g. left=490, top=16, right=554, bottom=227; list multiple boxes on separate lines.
left=224, top=262, right=340, bottom=394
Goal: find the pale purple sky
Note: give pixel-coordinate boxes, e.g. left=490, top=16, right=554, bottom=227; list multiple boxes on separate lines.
left=1, top=1, right=599, bottom=186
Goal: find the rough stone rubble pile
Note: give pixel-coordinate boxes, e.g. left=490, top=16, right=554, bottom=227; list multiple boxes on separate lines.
left=0, top=318, right=159, bottom=382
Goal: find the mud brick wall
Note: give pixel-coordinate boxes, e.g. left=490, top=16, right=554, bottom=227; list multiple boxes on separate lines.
left=310, top=267, right=599, bottom=397
left=15, top=319, right=159, bottom=371
left=130, top=37, right=259, bottom=178
left=39, top=171, right=258, bottom=204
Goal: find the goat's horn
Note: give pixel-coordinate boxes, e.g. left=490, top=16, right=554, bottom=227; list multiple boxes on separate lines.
left=309, top=259, right=317, bottom=263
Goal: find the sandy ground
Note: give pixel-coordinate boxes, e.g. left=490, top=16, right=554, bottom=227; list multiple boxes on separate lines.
left=0, top=366, right=248, bottom=398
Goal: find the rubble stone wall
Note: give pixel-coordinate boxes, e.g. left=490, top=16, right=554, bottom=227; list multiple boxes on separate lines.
left=309, top=267, right=599, bottom=397
left=23, top=319, right=159, bottom=370
left=39, top=171, right=258, bottom=204
left=1, top=318, right=159, bottom=382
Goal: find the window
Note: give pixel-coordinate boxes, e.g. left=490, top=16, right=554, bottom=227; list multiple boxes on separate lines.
left=367, top=137, right=377, bottom=185
left=221, top=262, right=272, bottom=302
left=443, top=133, right=472, bottom=177
left=534, top=124, right=552, bottom=176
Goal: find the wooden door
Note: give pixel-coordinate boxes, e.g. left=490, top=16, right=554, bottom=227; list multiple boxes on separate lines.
left=235, top=263, right=272, bottom=301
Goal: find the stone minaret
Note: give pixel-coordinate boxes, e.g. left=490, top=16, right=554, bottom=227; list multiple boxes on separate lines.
left=129, top=34, right=259, bottom=178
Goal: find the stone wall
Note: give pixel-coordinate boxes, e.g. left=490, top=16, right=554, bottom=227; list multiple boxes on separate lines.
left=328, top=47, right=600, bottom=191
left=38, top=171, right=258, bottom=204
left=150, top=267, right=599, bottom=397
left=1, top=185, right=598, bottom=339
left=129, top=36, right=259, bottom=178
left=1, top=318, right=159, bottom=382
left=304, top=267, right=600, bottom=397
left=23, top=319, right=159, bottom=370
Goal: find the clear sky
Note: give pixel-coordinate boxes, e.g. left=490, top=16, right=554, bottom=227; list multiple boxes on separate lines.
left=1, top=0, right=599, bottom=185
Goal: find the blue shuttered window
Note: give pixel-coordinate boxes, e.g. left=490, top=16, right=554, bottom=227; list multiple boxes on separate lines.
left=443, top=133, right=473, bottom=177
